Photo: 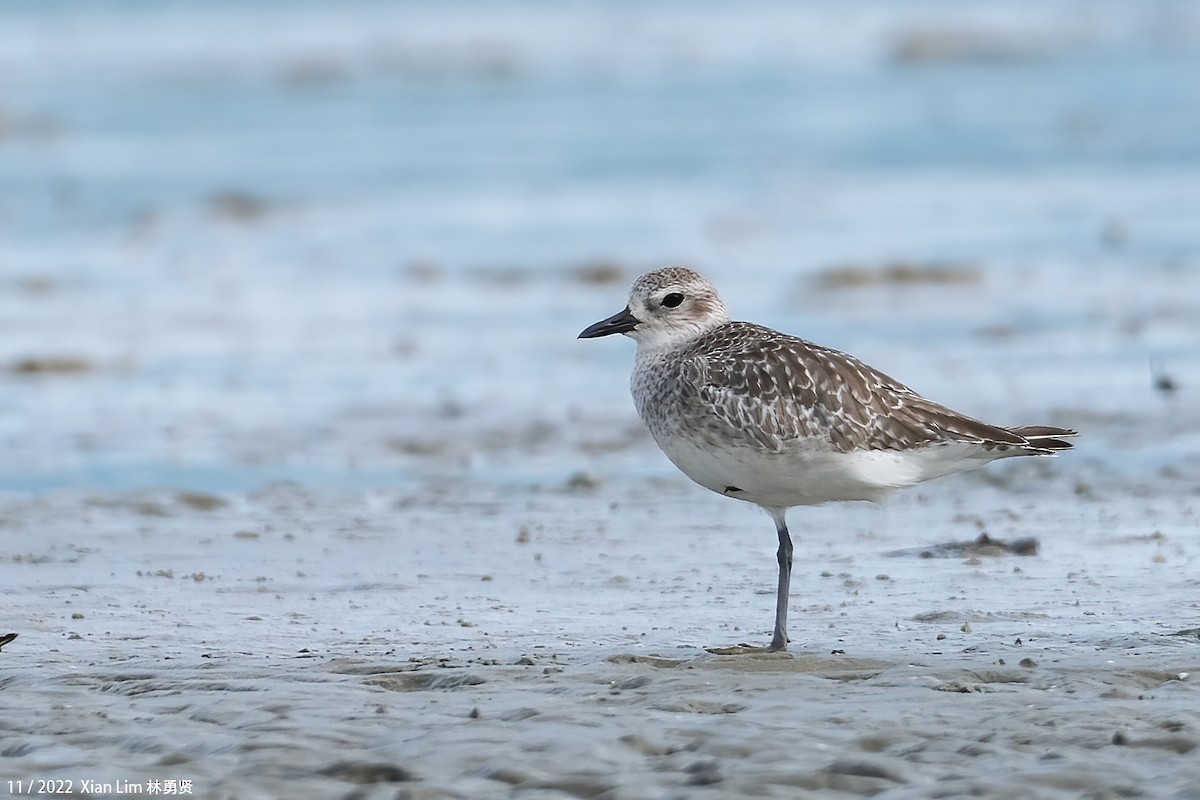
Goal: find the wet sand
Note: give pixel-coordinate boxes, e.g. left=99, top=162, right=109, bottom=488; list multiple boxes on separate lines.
left=3, top=461, right=1199, bottom=799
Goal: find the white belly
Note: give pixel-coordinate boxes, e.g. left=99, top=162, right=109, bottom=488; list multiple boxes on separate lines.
left=652, top=432, right=993, bottom=510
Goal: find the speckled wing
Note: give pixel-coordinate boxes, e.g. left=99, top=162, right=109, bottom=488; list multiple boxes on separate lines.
left=679, top=322, right=1034, bottom=454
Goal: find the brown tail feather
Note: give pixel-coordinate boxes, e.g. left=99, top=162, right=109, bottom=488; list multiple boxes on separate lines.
left=1008, top=425, right=1077, bottom=452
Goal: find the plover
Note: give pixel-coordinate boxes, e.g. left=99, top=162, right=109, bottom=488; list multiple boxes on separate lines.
left=579, top=267, right=1074, bottom=652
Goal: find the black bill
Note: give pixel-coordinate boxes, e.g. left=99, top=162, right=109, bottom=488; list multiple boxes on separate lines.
left=578, top=306, right=640, bottom=338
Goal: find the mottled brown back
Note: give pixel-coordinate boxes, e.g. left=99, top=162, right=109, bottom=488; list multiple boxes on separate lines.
left=673, top=322, right=1071, bottom=455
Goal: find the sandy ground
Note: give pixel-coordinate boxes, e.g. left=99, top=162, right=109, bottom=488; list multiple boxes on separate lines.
left=3, top=458, right=1199, bottom=799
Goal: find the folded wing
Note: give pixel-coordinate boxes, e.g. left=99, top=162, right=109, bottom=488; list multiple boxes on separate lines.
left=681, top=323, right=1075, bottom=456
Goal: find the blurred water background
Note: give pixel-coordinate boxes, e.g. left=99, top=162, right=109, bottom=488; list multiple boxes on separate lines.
left=2, top=0, right=1199, bottom=492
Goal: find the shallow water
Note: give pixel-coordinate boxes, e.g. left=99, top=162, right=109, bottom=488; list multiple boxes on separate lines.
left=2, top=1, right=1199, bottom=798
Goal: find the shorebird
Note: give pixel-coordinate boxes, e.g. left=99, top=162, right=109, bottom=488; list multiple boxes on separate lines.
left=579, top=267, right=1074, bottom=651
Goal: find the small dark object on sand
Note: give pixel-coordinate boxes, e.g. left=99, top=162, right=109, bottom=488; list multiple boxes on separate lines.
left=1167, top=628, right=1200, bottom=640
left=886, top=533, right=1040, bottom=559
left=0, top=633, right=17, bottom=651
left=318, top=761, right=413, bottom=784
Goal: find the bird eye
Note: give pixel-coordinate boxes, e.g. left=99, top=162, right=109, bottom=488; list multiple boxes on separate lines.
left=662, top=292, right=684, bottom=308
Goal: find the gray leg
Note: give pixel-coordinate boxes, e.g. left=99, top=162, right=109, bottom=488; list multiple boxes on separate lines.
left=769, top=511, right=793, bottom=651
